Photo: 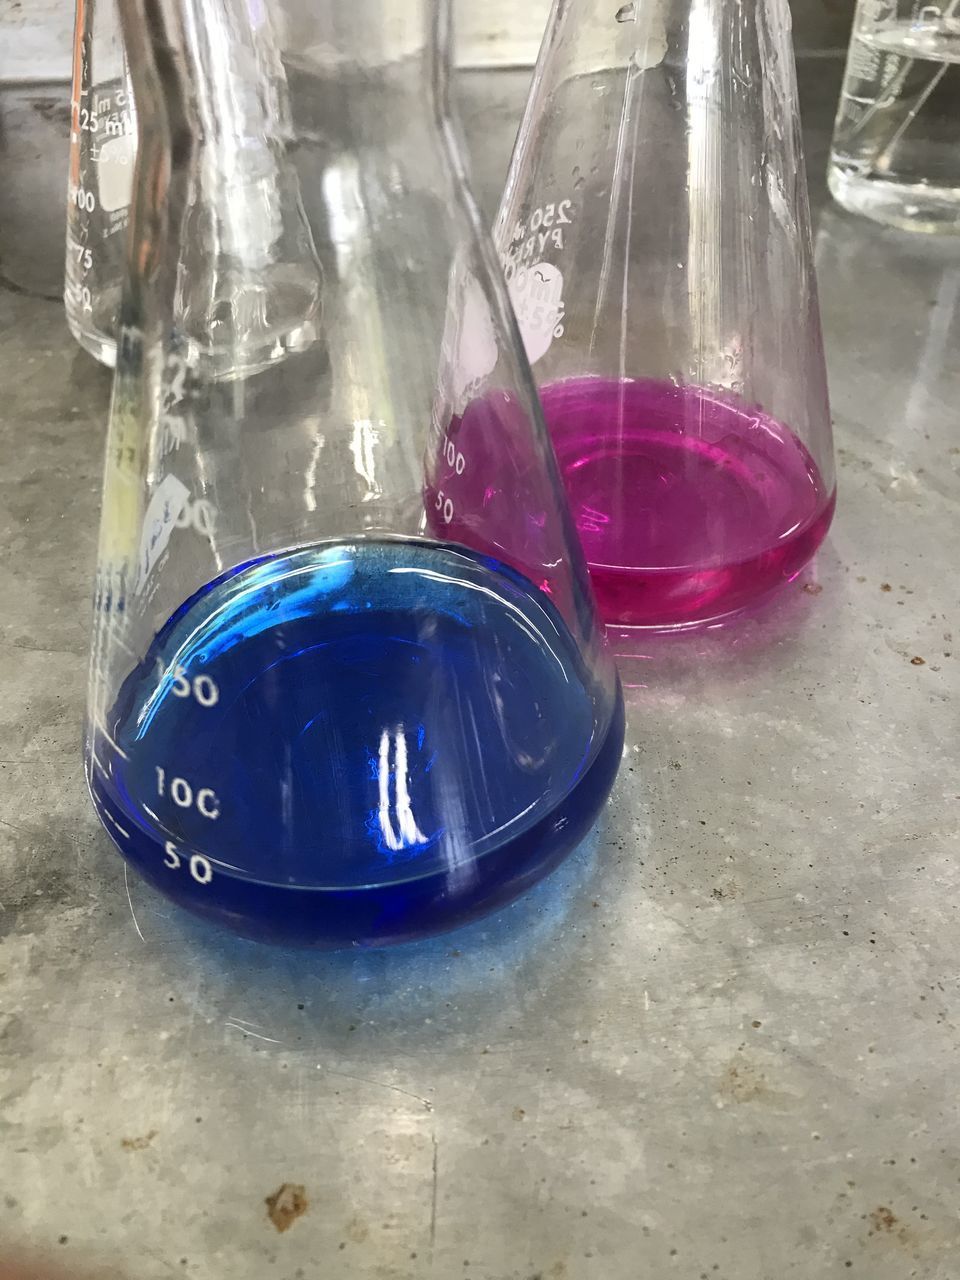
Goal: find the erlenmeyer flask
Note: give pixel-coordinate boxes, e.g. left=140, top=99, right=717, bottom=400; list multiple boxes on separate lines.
left=65, top=0, right=137, bottom=366
left=85, top=0, right=623, bottom=947
left=496, top=0, right=836, bottom=630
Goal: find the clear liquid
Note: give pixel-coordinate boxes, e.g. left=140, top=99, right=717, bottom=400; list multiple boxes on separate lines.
left=829, top=18, right=960, bottom=231
left=540, top=378, right=835, bottom=630
left=87, top=538, right=623, bottom=947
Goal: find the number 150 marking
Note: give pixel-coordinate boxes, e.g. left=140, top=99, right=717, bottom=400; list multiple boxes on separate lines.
left=169, top=666, right=219, bottom=706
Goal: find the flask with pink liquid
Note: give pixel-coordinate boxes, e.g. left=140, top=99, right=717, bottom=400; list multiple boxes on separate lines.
left=495, top=0, right=836, bottom=630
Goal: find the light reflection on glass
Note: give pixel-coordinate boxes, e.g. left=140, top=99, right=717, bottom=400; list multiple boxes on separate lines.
left=377, top=724, right=428, bottom=853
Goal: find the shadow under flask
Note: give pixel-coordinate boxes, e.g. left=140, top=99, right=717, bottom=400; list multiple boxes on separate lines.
left=495, top=0, right=836, bottom=630
left=84, top=0, right=624, bottom=947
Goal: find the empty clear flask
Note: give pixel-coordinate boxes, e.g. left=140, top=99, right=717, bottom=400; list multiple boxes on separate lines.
left=85, top=0, right=623, bottom=947
left=496, top=0, right=836, bottom=630
left=828, top=0, right=960, bottom=232
left=65, top=0, right=136, bottom=365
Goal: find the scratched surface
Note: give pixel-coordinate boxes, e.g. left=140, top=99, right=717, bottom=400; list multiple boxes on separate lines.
left=2, top=65, right=960, bottom=1280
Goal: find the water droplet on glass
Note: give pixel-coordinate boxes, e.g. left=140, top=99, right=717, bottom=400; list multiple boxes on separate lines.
left=615, top=3, right=636, bottom=21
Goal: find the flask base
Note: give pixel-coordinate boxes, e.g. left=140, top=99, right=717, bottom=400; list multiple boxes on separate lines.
left=542, top=377, right=835, bottom=631
left=828, top=166, right=960, bottom=234
left=65, top=309, right=118, bottom=368
left=86, top=537, right=624, bottom=947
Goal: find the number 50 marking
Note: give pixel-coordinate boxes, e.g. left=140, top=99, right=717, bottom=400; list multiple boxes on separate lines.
left=164, top=841, right=214, bottom=885
left=434, top=488, right=454, bottom=524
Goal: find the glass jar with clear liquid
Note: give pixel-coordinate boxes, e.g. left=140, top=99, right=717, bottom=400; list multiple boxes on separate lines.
left=828, top=0, right=960, bottom=231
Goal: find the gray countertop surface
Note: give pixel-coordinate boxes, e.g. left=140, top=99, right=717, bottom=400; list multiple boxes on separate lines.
left=2, top=62, right=959, bottom=1280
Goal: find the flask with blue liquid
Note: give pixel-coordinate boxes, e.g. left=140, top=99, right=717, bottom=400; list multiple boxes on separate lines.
left=85, top=0, right=624, bottom=947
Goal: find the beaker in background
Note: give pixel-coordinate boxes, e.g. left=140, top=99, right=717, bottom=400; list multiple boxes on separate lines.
left=85, top=0, right=623, bottom=948
left=171, top=1, right=323, bottom=379
left=65, top=0, right=136, bottom=366
left=828, top=0, right=960, bottom=232
left=495, top=0, right=836, bottom=631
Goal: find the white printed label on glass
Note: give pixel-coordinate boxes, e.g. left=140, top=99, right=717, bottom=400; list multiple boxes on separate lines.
left=508, top=261, right=565, bottom=366
left=134, top=474, right=190, bottom=594
left=452, top=275, right=499, bottom=402
left=97, top=133, right=136, bottom=213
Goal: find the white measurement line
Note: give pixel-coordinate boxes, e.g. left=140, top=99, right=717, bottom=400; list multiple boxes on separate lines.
left=110, top=635, right=138, bottom=658
left=105, top=810, right=131, bottom=840
left=94, top=718, right=130, bottom=761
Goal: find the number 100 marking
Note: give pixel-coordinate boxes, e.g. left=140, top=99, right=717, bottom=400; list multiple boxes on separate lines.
left=155, top=768, right=220, bottom=819
left=443, top=438, right=466, bottom=475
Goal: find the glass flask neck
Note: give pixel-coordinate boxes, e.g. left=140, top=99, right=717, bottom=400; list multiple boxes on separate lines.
left=117, top=0, right=454, bottom=306
left=116, top=0, right=460, bottom=388
left=537, top=0, right=793, bottom=74
left=278, top=0, right=435, bottom=70
left=119, top=0, right=451, bottom=130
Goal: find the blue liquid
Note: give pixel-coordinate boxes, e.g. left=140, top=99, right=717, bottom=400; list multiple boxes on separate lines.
left=88, top=539, right=623, bottom=947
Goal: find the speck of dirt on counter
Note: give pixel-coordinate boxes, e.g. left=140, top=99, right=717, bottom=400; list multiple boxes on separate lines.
left=870, top=1206, right=898, bottom=1233
left=910, top=655, right=926, bottom=665
left=751, top=1020, right=762, bottom=1028
left=802, top=582, right=822, bottom=595
left=881, top=582, right=892, bottom=592
left=265, top=1183, right=308, bottom=1233
left=58, top=1235, right=68, bottom=1245
left=122, top=1129, right=158, bottom=1151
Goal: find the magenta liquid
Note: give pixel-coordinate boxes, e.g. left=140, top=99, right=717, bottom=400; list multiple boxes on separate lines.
left=540, top=378, right=835, bottom=629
